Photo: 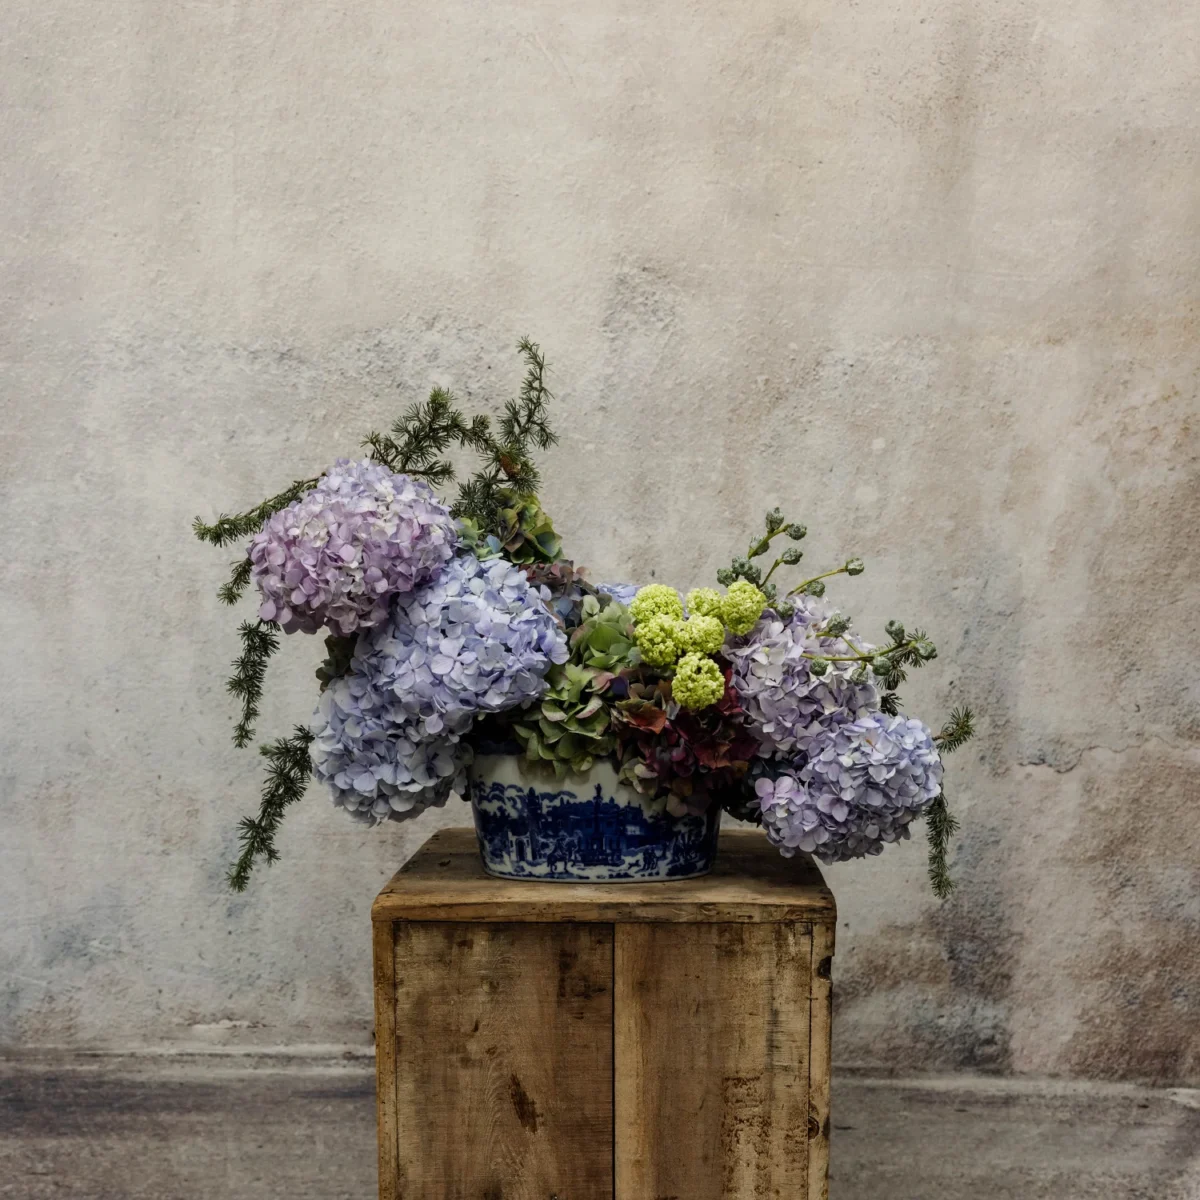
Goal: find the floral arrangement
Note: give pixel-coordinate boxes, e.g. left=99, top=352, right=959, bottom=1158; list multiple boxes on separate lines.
left=196, top=341, right=973, bottom=893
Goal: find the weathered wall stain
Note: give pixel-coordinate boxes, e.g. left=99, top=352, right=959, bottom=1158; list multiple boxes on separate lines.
left=1, top=0, right=1198, bottom=1085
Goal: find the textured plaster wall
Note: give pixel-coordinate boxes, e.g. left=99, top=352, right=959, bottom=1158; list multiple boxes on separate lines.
left=2, top=1, right=1198, bottom=1085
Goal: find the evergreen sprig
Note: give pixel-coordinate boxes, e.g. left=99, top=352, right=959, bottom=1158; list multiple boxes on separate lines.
left=227, top=727, right=315, bottom=892
left=192, top=477, right=320, bottom=549
left=218, top=557, right=254, bottom=607
left=365, top=386, right=490, bottom=483
left=451, top=338, right=558, bottom=530
left=925, top=792, right=959, bottom=899
left=934, top=706, right=975, bottom=753
left=227, top=620, right=279, bottom=748
left=924, top=707, right=976, bottom=898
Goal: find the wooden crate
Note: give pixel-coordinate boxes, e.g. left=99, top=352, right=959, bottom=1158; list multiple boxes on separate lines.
left=372, top=827, right=836, bottom=1200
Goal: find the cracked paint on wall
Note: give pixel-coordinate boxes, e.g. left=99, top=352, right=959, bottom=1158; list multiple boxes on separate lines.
left=1, top=0, right=1198, bottom=1083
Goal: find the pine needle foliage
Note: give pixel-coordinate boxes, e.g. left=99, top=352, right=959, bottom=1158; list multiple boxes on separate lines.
left=192, top=477, right=320, bottom=549
left=924, top=706, right=976, bottom=897
left=934, top=706, right=975, bottom=753
left=218, top=557, right=254, bottom=607
left=364, top=386, right=491, bottom=483
left=227, top=727, right=315, bottom=892
left=227, top=620, right=280, bottom=748
left=451, top=337, right=558, bottom=530
left=925, top=793, right=959, bottom=899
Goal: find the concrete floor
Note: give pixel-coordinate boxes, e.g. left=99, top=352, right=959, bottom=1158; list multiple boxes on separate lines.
left=2, top=1056, right=1198, bottom=1199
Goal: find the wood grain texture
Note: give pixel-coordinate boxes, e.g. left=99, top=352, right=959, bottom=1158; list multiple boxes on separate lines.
left=372, top=828, right=835, bottom=925
left=390, top=921, right=613, bottom=1200
left=614, top=922, right=813, bottom=1200
left=807, top=920, right=834, bottom=1200
left=372, top=919, right=398, bottom=1200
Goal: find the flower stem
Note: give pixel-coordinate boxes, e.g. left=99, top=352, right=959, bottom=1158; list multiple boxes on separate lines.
left=787, top=566, right=848, bottom=597
left=801, top=637, right=919, bottom=664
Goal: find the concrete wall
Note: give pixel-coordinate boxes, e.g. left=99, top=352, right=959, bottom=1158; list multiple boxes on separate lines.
left=2, top=1, right=1197, bottom=1084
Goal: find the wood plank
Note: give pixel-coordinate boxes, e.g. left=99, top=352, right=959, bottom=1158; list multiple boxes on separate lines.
left=807, top=920, right=835, bottom=1200
left=372, top=919, right=398, bottom=1200
left=391, top=921, right=613, bottom=1200
left=615, top=922, right=813, bottom=1200
left=372, top=828, right=835, bottom=925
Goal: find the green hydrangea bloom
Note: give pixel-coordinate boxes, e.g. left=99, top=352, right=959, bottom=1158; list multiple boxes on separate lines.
left=722, top=580, right=768, bottom=635
left=685, top=587, right=724, bottom=620
left=630, top=584, right=684, bottom=625
left=680, top=613, right=725, bottom=655
left=671, top=652, right=726, bottom=710
left=635, top=614, right=684, bottom=667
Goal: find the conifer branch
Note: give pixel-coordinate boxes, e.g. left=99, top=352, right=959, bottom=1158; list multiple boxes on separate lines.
left=227, top=727, right=314, bottom=892
left=218, top=557, right=253, bottom=606
left=193, top=478, right=320, bottom=549
left=450, top=338, right=556, bottom=526
left=227, top=620, right=279, bottom=748
left=504, top=337, right=558, bottom=452
left=934, top=706, right=975, bottom=753
left=924, top=708, right=974, bottom=898
left=365, top=386, right=472, bottom=482
left=925, top=792, right=959, bottom=899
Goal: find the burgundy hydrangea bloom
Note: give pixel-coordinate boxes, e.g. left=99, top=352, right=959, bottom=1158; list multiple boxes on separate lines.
left=249, top=459, right=457, bottom=636
left=613, top=670, right=760, bottom=815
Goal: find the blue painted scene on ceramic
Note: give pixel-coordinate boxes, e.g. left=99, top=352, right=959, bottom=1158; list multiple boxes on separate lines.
left=468, top=755, right=721, bottom=882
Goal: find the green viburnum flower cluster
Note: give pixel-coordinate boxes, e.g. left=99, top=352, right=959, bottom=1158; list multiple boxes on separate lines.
left=671, top=652, right=726, bottom=709
left=684, top=588, right=723, bottom=619
left=721, top=580, right=769, bottom=635
left=636, top=613, right=685, bottom=667
left=629, top=584, right=684, bottom=624
left=627, top=580, right=771, bottom=711
left=680, top=613, right=724, bottom=654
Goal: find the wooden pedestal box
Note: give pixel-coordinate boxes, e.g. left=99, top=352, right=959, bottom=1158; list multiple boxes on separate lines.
left=372, top=828, right=836, bottom=1200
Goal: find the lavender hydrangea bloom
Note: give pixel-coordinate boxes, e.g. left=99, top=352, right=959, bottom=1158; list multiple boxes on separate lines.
left=310, top=553, right=568, bottom=823
left=726, top=596, right=880, bottom=758
left=250, top=459, right=457, bottom=637
left=757, top=713, right=943, bottom=863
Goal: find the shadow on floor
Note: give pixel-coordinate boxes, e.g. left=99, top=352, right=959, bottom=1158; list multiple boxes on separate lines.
left=1, top=1057, right=1198, bottom=1198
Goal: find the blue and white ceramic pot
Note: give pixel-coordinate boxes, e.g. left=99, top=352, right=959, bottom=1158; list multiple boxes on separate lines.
left=468, top=754, right=721, bottom=882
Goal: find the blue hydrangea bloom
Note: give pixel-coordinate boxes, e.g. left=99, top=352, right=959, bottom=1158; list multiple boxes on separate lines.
left=310, top=553, right=568, bottom=823
left=309, top=673, right=467, bottom=825
left=250, top=459, right=457, bottom=637
left=597, top=582, right=641, bottom=608
left=757, top=713, right=943, bottom=862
